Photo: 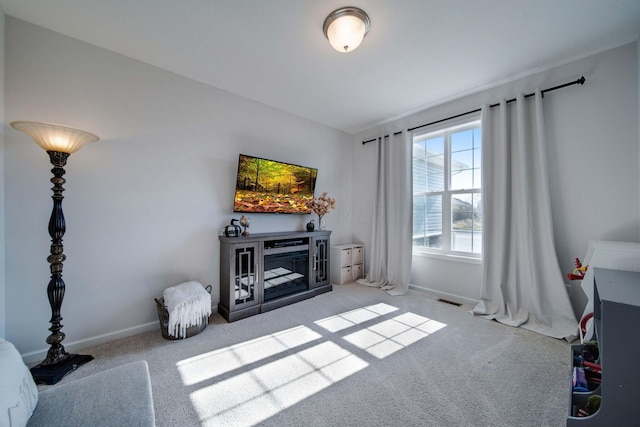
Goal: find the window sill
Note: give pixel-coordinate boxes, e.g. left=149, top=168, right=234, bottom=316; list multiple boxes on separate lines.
left=412, top=250, right=482, bottom=265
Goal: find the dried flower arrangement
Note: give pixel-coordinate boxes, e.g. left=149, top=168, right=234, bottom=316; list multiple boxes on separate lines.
left=310, top=192, right=336, bottom=216
left=309, top=192, right=336, bottom=230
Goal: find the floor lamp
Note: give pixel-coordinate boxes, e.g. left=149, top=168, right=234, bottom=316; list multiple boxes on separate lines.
left=11, top=121, right=99, bottom=385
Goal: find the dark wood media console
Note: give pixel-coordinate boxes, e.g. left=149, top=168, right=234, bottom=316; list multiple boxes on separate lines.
left=218, top=230, right=331, bottom=322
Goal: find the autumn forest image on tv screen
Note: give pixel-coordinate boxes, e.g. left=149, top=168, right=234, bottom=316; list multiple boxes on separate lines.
left=233, top=154, right=317, bottom=214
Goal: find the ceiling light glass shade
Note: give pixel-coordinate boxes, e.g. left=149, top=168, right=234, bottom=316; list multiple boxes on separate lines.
left=323, top=7, right=370, bottom=53
left=11, top=121, right=99, bottom=153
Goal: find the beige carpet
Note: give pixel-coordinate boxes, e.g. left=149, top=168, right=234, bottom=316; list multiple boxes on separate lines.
left=42, top=283, right=572, bottom=426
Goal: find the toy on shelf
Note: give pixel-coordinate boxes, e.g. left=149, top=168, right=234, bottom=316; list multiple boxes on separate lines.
left=567, top=257, right=588, bottom=281
left=576, top=395, right=602, bottom=417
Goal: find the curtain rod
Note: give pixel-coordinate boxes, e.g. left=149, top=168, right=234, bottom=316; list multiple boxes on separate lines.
left=362, top=76, right=586, bottom=145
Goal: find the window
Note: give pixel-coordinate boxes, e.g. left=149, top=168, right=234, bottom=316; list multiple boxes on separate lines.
left=412, top=119, right=482, bottom=257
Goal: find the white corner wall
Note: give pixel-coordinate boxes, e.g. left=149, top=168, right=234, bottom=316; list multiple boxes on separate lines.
left=4, top=17, right=353, bottom=360
left=352, top=42, right=640, bottom=307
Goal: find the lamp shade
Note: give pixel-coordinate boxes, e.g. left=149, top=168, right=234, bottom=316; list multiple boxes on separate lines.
left=323, top=7, right=370, bottom=53
left=10, top=121, right=99, bottom=154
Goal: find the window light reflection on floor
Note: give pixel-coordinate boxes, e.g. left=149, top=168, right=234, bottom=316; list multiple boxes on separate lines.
left=190, top=341, right=368, bottom=426
left=178, top=303, right=447, bottom=426
left=177, top=325, right=322, bottom=386
left=313, top=302, right=399, bottom=333
left=343, top=312, right=446, bottom=359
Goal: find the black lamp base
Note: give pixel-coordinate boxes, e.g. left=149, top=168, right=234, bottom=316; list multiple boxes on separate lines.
left=30, top=353, right=94, bottom=385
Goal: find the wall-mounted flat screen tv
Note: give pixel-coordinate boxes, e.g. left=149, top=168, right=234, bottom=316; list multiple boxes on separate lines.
left=233, top=154, right=317, bottom=214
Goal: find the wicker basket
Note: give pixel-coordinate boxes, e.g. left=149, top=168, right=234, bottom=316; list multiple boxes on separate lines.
left=154, top=285, right=212, bottom=340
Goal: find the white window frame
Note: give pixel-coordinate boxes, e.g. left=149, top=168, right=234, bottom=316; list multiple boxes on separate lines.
left=412, top=115, right=482, bottom=262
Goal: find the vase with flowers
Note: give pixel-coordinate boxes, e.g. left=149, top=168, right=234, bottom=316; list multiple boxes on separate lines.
left=309, top=192, right=336, bottom=231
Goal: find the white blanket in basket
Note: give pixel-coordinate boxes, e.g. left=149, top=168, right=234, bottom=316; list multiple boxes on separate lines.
left=163, top=281, right=211, bottom=338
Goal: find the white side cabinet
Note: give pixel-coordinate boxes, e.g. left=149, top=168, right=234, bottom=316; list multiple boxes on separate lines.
left=330, top=243, right=364, bottom=285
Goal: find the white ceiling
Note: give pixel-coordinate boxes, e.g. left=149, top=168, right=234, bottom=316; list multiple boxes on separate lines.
left=1, top=0, right=639, bottom=134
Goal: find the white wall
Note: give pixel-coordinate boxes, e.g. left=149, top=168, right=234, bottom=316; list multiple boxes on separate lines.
left=0, top=9, right=6, bottom=339
left=4, top=18, right=353, bottom=360
left=353, top=42, right=640, bottom=308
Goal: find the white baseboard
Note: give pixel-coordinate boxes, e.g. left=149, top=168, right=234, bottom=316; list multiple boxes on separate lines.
left=21, top=321, right=159, bottom=364
left=408, top=284, right=479, bottom=306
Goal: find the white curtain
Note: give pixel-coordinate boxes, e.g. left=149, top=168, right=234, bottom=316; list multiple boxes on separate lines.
left=473, top=90, right=578, bottom=340
left=358, top=130, right=412, bottom=295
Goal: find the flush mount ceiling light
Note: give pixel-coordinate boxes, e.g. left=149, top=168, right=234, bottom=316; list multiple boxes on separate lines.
left=323, top=7, right=371, bottom=53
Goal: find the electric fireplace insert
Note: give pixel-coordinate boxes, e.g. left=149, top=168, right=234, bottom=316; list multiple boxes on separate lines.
left=263, top=238, right=309, bottom=302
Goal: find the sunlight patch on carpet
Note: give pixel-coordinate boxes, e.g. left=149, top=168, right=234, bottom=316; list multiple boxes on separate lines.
left=190, top=341, right=368, bottom=426
left=183, top=303, right=447, bottom=425
left=314, top=302, right=399, bottom=332
left=177, top=325, right=322, bottom=385
left=343, top=312, right=447, bottom=359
